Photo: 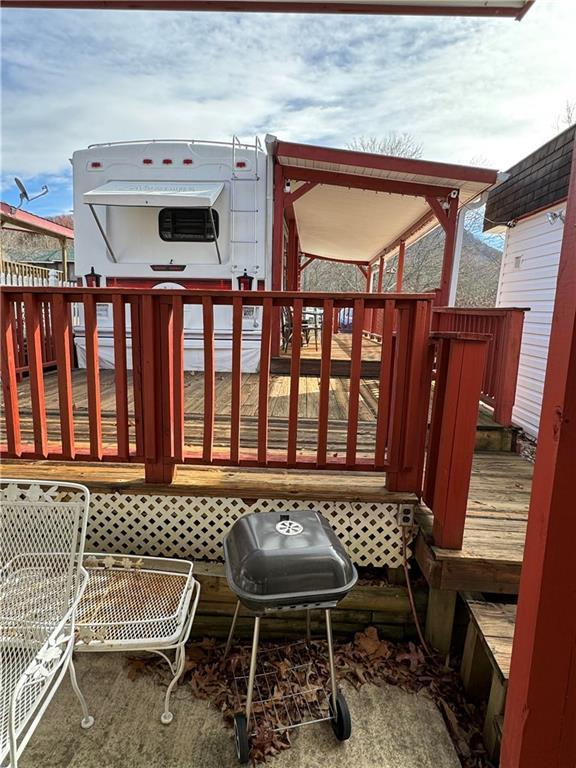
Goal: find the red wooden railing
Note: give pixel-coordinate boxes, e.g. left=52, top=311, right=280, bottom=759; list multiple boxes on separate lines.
left=430, top=308, right=526, bottom=426
left=0, top=287, right=429, bottom=486
left=364, top=305, right=526, bottom=426
left=1, top=286, right=493, bottom=548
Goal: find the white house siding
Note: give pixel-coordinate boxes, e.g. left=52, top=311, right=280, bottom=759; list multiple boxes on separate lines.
left=496, top=204, right=565, bottom=437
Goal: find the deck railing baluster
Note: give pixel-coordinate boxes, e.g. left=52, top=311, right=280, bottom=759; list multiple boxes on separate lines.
left=202, top=296, right=215, bottom=463
left=316, top=298, right=334, bottom=468
left=374, top=299, right=395, bottom=469
left=230, top=296, right=243, bottom=465
left=83, top=293, right=103, bottom=460
left=23, top=293, right=48, bottom=457
left=0, top=297, right=22, bottom=456
left=346, top=298, right=365, bottom=468
left=172, top=295, right=185, bottom=464
left=287, top=298, right=303, bottom=466
left=52, top=293, right=75, bottom=459
left=257, top=298, right=273, bottom=465
left=112, top=295, right=130, bottom=459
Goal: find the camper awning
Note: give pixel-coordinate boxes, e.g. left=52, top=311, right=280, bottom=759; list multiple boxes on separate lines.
left=83, top=181, right=225, bottom=208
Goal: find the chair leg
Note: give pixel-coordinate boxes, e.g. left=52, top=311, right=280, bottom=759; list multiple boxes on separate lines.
left=69, top=658, right=94, bottom=730
left=161, top=642, right=187, bottom=725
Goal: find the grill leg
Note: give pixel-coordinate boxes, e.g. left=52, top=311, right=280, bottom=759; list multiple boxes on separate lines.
left=325, top=609, right=338, bottom=712
left=245, top=616, right=260, bottom=723
left=224, top=600, right=241, bottom=659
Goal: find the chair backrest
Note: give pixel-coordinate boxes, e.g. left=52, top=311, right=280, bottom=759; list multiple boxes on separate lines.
left=0, top=479, right=90, bottom=637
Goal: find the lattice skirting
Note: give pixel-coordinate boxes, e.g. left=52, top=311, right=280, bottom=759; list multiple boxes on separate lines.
left=87, top=494, right=414, bottom=568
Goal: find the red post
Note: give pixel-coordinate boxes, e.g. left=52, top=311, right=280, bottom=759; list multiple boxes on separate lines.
left=376, top=255, right=384, bottom=293
left=230, top=296, right=243, bottom=465
left=286, top=218, right=298, bottom=292
left=271, top=164, right=285, bottom=356
left=493, top=308, right=525, bottom=426
left=374, top=299, right=395, bottom=469
left=172, top=296, right=185, bottom=463
left=287, top=298, right=302, bottom=465
left=83, top=293, right=103, bottom=460
left=436, top=195, right=459, bottom=306
left=346, top=298, right=364, bottom=467
left=257, top=298, right=273, bottom=465
left=0, top=297, right=22, bottom=456
left=424, top=333, right=489, bottom=549
left=52, top=293, right=75, bottom=459
left=317, top=298, right=334, bottom=468
left=500, top=138, right=576, bottom=768
left=112, top=295, right=129, bottom=459
left=396, top=239, right=405, bottom=292
left=202, top=296, right=215, bottom=463
left=23, top=293, right=48, bottom=457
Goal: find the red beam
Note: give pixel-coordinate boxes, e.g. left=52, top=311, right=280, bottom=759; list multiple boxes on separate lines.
left=501, top=136, right=576, bottom=768
left=0, top=1, right=533, bottom=19
left=277, top=141, right=498, bottom=186
left=0, top=202, right=73, bottom=240
left=282, top=165, right=454, bottom=199
left=285, top=181, right=318, bottom=206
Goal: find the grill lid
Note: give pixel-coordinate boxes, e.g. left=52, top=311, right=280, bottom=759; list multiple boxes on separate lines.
left=223, top=510, right=357, bottom=611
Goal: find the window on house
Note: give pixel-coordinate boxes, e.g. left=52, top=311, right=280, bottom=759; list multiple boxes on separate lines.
left=158, top=208, right=219, bottom=242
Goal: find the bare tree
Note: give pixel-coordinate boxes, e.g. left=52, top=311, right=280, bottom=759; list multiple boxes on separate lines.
left=553, top=100, right=576, bottom=133
left=347, top=133, right=423, bottom=159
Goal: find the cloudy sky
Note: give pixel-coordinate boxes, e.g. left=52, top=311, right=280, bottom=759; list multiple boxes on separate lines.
left=1, top=0, right=574, bottom=216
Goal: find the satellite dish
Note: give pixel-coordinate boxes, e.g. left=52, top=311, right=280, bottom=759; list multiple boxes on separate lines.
left=14, top=177, right=49, bottom=210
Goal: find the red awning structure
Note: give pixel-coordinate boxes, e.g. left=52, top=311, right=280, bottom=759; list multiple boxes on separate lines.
left=0, top=0, right=535, bottom=18
left=0, top=202, right=74, bottom=241
left=267, top=136, right=499, bottom=312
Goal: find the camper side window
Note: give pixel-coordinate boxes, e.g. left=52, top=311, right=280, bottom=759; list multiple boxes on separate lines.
left=158, top=208, right=219, bottom=242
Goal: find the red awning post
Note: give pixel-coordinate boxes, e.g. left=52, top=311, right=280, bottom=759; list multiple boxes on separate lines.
left=427, top=194, right=459, bottom=306
left=271, top=164, right=285, bottom=356
left=500, top=139, right=576, bottom=768
left=396, top=240, right=406, bottom=292
left=376, top=255, right=384, bottom=293
left=286, top=218, right=298, bottom=291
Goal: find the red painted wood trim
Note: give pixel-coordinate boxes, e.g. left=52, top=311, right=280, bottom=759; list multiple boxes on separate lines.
left=287, top=298, right=303, bottom=465
left=286, top=218, right=298, bottom=292
left=23, top=294, right=48, bottom=457
left=374, top=300, right=395, bottom=468
left=52, top=294, right=75, bottom=459
left=171, top=296, right=185, bottom=463
left=0, top=201, right=74, bottom=239
left=111, top=295, right=129, bottom=459
left=425, top=195, right=449, bottom=232
left=282, top=165, right=454, bottom=199
left=437, top=194, right=459, bottom=306
left=285, top=181, right=317, bottom=206
left=0, top=1, right=530, bottom=18
left=202, top=295, right=215, bottom=463
left=317, top=298, right=334, bottom=467
left=396, top=240, right=405, bottom=292
left=130, top=298, right=145, bottom=457
left=230, top=296, right=243, bottom=465
left=276, top=141, right=498, bottom=185
left=0, top=298, right=22, bottom=456
left=257, top=298, right=273, bottom=464
left=271, top=164, right=285, bottom=356
left=346, top=298, right=365, bottom=467
left=430, top=337, right=488, bottom=548
left=501, top=135, right=576, bottom=768
left=82, top=293, right=103, bottom=460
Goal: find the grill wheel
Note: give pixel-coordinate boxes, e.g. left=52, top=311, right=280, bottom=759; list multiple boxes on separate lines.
left=329, top=691, right=352, bottom=741
left=234, top=713, right=250, bottom=764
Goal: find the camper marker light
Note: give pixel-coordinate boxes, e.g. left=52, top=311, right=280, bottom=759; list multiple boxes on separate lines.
left=183, top=158, right=193, bottom=165
left=162, top=159, right=173, bottom=165
left=90, top=162, right=102, bottom=169
left=236, top=161, right=247, bottom=168
left=143, top=158, right=153, bottom=165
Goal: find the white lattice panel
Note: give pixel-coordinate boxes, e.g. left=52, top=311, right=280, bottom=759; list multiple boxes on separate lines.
left=87, top=493, right=414, bottom=568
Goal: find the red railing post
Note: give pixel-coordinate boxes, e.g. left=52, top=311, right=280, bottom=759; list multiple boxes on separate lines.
left=424, top=332, right=489, bottom=549
left=493, top=308, right=525, bottom=426
left=0, top=296, right=22, bottom=457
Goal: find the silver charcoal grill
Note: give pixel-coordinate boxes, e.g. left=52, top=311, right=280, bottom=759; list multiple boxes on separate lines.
left=223, top=510, right=358, bottom=763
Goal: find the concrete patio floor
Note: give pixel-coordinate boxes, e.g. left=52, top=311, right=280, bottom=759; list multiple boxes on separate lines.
left=20, top=654, right=460, bottom=768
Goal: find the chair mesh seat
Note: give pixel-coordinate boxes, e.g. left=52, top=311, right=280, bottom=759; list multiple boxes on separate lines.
left=75, top=558, right=195, bottom=648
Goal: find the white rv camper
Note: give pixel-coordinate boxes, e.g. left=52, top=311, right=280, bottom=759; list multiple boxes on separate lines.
left=72, top=137, right=272, bottom=371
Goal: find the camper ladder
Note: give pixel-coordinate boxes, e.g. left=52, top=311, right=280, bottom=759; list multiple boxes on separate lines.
left=230, top=136, right=260, bottom=275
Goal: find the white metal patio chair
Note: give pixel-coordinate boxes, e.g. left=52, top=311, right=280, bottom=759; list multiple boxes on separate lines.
left=0, top=479, right=91, bottom=768
left=73, top=553, right=200, bottom=726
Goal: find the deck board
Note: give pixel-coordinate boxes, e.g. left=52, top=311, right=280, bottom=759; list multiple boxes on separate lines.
left=416, top=453, right=532, bottom=592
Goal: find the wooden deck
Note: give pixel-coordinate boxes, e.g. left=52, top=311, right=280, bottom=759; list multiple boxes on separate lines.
left=415, top=452, right=532, bottom=594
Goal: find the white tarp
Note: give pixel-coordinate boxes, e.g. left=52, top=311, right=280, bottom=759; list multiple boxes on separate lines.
left=83, top=181, right=225, bottom=208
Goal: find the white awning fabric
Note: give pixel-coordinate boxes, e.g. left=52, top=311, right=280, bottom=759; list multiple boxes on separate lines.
left=83, top=181, right=224, bottom=208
